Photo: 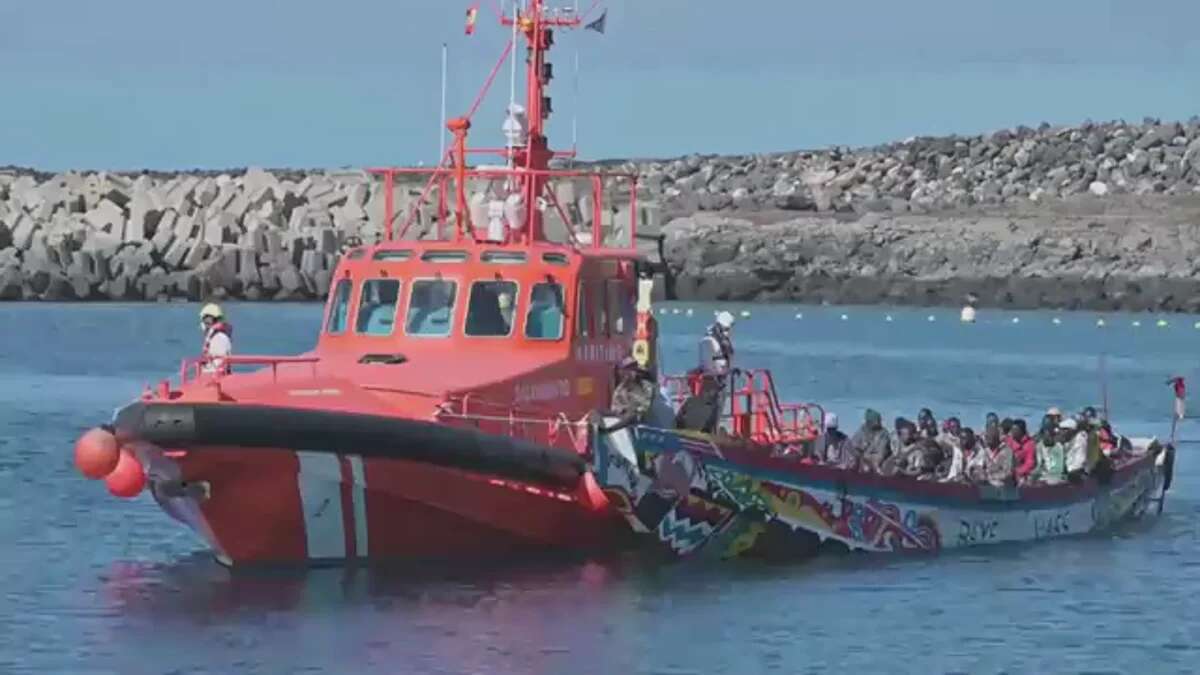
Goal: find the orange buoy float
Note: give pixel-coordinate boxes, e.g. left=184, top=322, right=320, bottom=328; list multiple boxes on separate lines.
left=104, top=448, right=147, bottom=498
left=74, top=427, right=120, bottom=480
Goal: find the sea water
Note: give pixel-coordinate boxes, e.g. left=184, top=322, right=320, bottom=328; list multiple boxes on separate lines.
left=1, top=302, right=1197, bottom=674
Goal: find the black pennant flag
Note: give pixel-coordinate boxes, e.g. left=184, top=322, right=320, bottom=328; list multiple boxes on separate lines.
left=585, top=9, right=606, bottom=34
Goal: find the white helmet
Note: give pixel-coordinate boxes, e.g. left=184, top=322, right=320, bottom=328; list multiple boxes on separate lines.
left=715, top=310, right=735, bottom=330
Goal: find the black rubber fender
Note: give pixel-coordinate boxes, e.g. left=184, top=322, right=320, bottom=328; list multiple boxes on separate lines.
left=113, top=401, right=586, bottom=489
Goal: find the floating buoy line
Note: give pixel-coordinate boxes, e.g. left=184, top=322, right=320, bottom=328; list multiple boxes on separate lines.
left=651, top=306, right=1192, bottom=328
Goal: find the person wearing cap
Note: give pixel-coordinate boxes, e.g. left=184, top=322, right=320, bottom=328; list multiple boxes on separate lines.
left=1046, top=407, right=1063, bottom=427
left=1061, top=417, right=1087, bottom=481
left=603, top=355, right=659, bottom=433
left=816, top=412, right=848, bottom=465
left=199, top=303, right=233, bottom=375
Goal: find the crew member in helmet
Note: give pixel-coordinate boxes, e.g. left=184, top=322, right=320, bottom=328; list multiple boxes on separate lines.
left=199, top=303, right=233, bottom=374
left=700, top=311, right=736, bottom=380
left=687, top=310, right=736, bottom=432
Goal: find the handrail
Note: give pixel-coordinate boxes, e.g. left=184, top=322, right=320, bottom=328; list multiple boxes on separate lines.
left=664, top=368, right=822, bottom=446
left=180, top=354, right=320, bottom=385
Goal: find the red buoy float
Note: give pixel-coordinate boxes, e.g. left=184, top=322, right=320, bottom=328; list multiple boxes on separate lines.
left=74, top=427, right=120, bottom=480
left=105, top=448, right=146, bottom=498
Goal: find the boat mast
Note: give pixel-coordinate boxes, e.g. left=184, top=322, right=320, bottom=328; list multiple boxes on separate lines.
left=503, top=0, right=579, bottom=243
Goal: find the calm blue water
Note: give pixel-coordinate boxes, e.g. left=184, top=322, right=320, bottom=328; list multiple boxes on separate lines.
left=1, top=301, right=1198, bottom=674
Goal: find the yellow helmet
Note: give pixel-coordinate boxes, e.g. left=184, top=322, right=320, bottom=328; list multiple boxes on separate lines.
left=199, top=303, right=224, bottom=320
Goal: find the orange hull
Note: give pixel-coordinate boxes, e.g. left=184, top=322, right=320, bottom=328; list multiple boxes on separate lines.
left=144, top=445, right=628, bottom=566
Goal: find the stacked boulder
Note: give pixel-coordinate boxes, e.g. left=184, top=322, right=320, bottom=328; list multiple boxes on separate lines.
left=615, top=116, right=1200, bottom=216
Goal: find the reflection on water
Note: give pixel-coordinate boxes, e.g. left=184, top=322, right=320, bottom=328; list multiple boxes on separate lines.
left=2, top=302, right=1200, bottom=674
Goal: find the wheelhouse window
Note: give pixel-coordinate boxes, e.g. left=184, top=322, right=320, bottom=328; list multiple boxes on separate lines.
left=325, top=279, right=352, bottom=334
left=526, top=282, right=565, bottom=340
left=355, top=279, right=402, bottom=336
left=405, top=279, right=458, bottom=337
left=465, top=280, right=518, bottom=337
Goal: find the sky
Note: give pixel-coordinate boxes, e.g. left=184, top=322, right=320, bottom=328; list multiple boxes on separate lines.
left=1, top=0, right=1198, bottom=170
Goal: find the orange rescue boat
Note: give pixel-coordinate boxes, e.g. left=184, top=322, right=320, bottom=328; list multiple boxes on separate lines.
left=73, top=1, right=658, bottom=566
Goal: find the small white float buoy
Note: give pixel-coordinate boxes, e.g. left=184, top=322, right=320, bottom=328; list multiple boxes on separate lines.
left=1097, top=318, right=1106, bottom=327
left=1052, top=317, right=1061, bottom=325
left=795, top=313, right=803, bottom=319
left=740, top=310, right=751, bottom=318
left=885, top=315, right=893, bottom=322
left=960, top=306, right=976, bottom=323
left=1132, top=320, right=1141, bottom=327
left=928, top=315, right=936, bottom=322
left=840, top=314, right=849, bottom=321
left=659, top=308, right=668, bottom=315
left=1157, top=319, right=1168, bottom=328
left=1012, top=317, right=1020, bottom=324
left=685, top=308, right=693, bottom=316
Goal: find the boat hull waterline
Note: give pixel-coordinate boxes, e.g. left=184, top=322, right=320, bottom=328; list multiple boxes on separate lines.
left=592, top=423, right=1174, bottom=560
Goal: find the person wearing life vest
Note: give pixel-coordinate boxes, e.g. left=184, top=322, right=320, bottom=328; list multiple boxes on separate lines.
left=699, top=311, right=736, bottom=380
left=199, top=303, right=233, bottom=375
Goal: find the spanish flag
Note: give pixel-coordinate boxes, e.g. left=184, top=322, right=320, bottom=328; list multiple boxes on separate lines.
left=465, top=4, right=479, bottom=35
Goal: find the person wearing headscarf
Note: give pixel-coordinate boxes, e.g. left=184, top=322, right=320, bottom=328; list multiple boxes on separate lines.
left=816, top=412, right=849, bottom=465
left=848, top=409, right=892, bottom=473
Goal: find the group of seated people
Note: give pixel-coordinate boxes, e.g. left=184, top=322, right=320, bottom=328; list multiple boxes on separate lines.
left=808, top=406, right=1131, bottom=487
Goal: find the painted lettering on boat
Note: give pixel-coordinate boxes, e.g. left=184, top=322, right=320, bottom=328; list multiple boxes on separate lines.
left=1033, top=510, right=1071, bottom=539
left=957, top=518, right=998, bottom=545
left=515, top=379, right=570, bottom=403
left=288, top=388, right=343, bottom=396
left=575, top=343, right=623, bottom=363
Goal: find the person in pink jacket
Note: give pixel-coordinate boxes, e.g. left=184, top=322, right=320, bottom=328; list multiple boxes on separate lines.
left=1007, top=418, right=1037, bottom=484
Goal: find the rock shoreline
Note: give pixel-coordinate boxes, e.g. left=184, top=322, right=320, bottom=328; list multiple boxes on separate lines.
left=2, top=116, right=1199, bottom=309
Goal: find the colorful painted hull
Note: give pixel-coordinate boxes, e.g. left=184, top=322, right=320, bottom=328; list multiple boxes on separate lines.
left=590, top=423, right=1174, bottom=560
left=133, top=442, right=627, bottom=567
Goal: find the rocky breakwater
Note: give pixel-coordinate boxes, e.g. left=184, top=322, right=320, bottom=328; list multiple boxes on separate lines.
left=627, top=117, right=1200, bottom=216
left=0, top=167, right=395, bottom=301
left=661, top=203, right=1200, bottom=312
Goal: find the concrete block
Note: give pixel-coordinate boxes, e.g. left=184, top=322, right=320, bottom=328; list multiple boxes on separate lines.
left=278, top=265, right=304, bottom=294
left=211, top=183, right=237, bottom=213
left=194, top=178, right=218, bottom=207
left=258, top=265, right=280, bottom=292
left=243, top=167, right=278, bottom=196
left=163, top=237, right=190, bottom=269
left=11, top=213, right=39, bottom=250
left=264, top=229, right=283, bottom=256
left=287, top=205, right=309, bottom=232
left=316, top=227, right=338, bottom=255
left=183, top=238, right=210, bottom=269
left=83, top=198, right=126, bottom=235
left=152, top=209, right=178, bottom=252
left=203, top=212, right=236, bottom=247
